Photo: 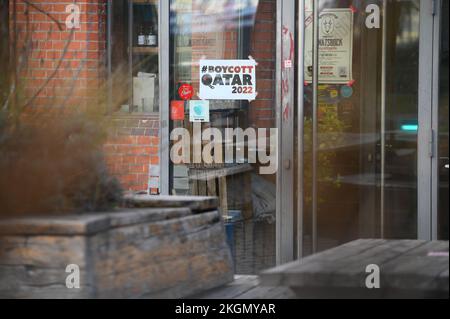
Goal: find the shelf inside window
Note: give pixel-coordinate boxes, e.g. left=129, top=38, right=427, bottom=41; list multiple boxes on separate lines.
left=132, top=0, right=159, bottom=4
left=132, top=46, right=159, bottom=55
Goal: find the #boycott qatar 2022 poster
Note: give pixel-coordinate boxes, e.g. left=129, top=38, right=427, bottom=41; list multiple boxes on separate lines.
left=199, top=59, right=258, bottom=101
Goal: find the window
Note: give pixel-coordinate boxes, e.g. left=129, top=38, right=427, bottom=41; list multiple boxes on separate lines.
left=1, top=0, right=10, bottom=108
left=109, top=0, right=160, bottom=114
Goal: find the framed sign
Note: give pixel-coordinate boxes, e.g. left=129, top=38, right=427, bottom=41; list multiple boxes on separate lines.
left=304, top=8, right=354, bottom=84
left=198, top=59, right=257, bottom=101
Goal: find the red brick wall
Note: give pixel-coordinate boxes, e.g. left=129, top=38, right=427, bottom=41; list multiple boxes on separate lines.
left=11, top=0, right=107, bottom=110
left=249, top=0, right=276, bottom=129
left=10, top=0, right=160, bottom=194
left=104, top=116, right=160, bottom=194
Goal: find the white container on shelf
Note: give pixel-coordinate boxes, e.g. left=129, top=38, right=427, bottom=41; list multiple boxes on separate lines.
left=133, top=72, right=157, bottom=113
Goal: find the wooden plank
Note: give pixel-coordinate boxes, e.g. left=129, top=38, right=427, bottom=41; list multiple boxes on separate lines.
left=261, top=239, right=385, bottom=286
left=307, top=240, right=429, bottom=289
left=261, top=240, right=449, bottom=297
left=0, top=208, right=192, bottom=236
left=241, top=172, right=253, bottom=220
left=193, top=276, right=259, bottom=299
left=190, top=175, right=199, bottom=196
left=198, top=179, right=207, bottom=196
left=381, top=241, right=449, bottom=292
left=189, top=164, right=253, bottom=181
left=192, top=275, right=296, bottom=299
left=219, top=176, right=228, bottom=216
left=236, top=286, right=296, bottom=299
left=269, top=287, right=297, bottom=299
left=173, top=178, right=190, bottom=190
left=123, top=195, right=218, bottom=213
left=277, top=240, right=405, bottom=288
left=206, top=172, right=217, bottom=197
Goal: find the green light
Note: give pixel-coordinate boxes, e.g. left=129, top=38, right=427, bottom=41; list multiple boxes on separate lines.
left=401, top=124, right=419, bottom=132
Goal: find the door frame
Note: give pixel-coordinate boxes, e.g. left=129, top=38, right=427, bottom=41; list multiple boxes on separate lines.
left=293, top=0, right=441, bottom=247
left=277, top=0, right=296, bottom=264
left=159, top=0, right=297, bottom=264
left=159, top=0, right=170, bottom=195
left=430, top=0, right=443, bottom=241
left=418, top=0, right=442, bottom=240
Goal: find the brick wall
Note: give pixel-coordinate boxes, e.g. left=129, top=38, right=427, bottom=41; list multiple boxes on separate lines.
left=104, top=116, right=160, bottom=194
left=249, top=0, right=276, bottom=129
left=11, top=0, right=107, bottom=110
left=10, top=0, right=160, bottom=194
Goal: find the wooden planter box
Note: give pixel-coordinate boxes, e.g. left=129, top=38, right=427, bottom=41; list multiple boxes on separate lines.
left=0, top=196, right=234, bottom=299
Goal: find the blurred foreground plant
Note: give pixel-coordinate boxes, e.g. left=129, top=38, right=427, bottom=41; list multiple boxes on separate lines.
left=0, top=2, right=123, bottom=218
left=0, top=112, right=123, bottom=217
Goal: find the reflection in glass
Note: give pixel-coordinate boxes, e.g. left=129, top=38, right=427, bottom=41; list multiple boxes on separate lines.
left=438, top=0, right=449, bottom=240
left=303, top=0, right=421, bottom=253
left=169, top=0, right=277, bottom=274
left=110, top=0, right=160, bottom=114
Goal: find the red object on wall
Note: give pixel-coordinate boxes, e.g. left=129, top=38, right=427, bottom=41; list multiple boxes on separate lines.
left=171, top=101, right=185, bottom=121
left=178, top=84, right=194, bottom=100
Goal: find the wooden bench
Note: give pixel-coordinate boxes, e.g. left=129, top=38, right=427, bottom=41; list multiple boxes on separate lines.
left=260, top=239, right=449, bottom=299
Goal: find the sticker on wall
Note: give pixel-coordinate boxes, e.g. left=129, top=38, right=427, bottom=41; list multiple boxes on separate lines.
left=178, top=83, right=194, bottom=101
left=341, top=85, right=354, bottom=98
left=171, top=101, right=185, bottom=121
left=199, top=58, right=257, bottom=101
left=304, top=7, right=354, bottom=84
left=189, top=100, right=210, bottom=123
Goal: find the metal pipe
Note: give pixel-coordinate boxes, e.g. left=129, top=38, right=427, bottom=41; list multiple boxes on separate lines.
left=275, top=0, right=283, bottom=265
left=297, top=0, right=306, bottom=259
left=312, top=0, right=320, bottom=253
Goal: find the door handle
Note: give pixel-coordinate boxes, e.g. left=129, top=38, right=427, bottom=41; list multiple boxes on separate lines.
left=283, top=159, right=291, bottom=170
left=440, top=157, right=449, bottom=170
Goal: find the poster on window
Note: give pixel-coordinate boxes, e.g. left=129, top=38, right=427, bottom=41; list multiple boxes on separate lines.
left=304, top=8, right=354, bottom=84
left=199, top=59, right=257, bottom=101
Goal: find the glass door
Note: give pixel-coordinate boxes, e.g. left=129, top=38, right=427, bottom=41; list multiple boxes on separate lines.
left=437, top=0, right=448, bottom=240
left=299, top=0, right=435, bottom=255
left=167, top=0, right=281, bottom=274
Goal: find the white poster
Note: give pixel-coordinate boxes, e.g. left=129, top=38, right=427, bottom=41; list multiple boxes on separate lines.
left=199, top=59, right=257, bottom=101
left=305, top=8, right=354, bottom=84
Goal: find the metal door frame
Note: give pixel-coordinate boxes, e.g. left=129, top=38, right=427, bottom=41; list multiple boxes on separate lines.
left=418, top=0, right=442, bottom=240
left=293, top=0, right=442, bottom=247
left=159, top=0, right=170, bottom=195
left=277, top=0, right=296, bottom=264
left=430, top=0, right=443, bottom=241
left=159, top=0, right=297, bottom=264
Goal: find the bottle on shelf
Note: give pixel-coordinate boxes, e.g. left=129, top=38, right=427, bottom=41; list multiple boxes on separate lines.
left=138, top=25, right=146, bottom=47
left=146, top=25, right=158, bottom=47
